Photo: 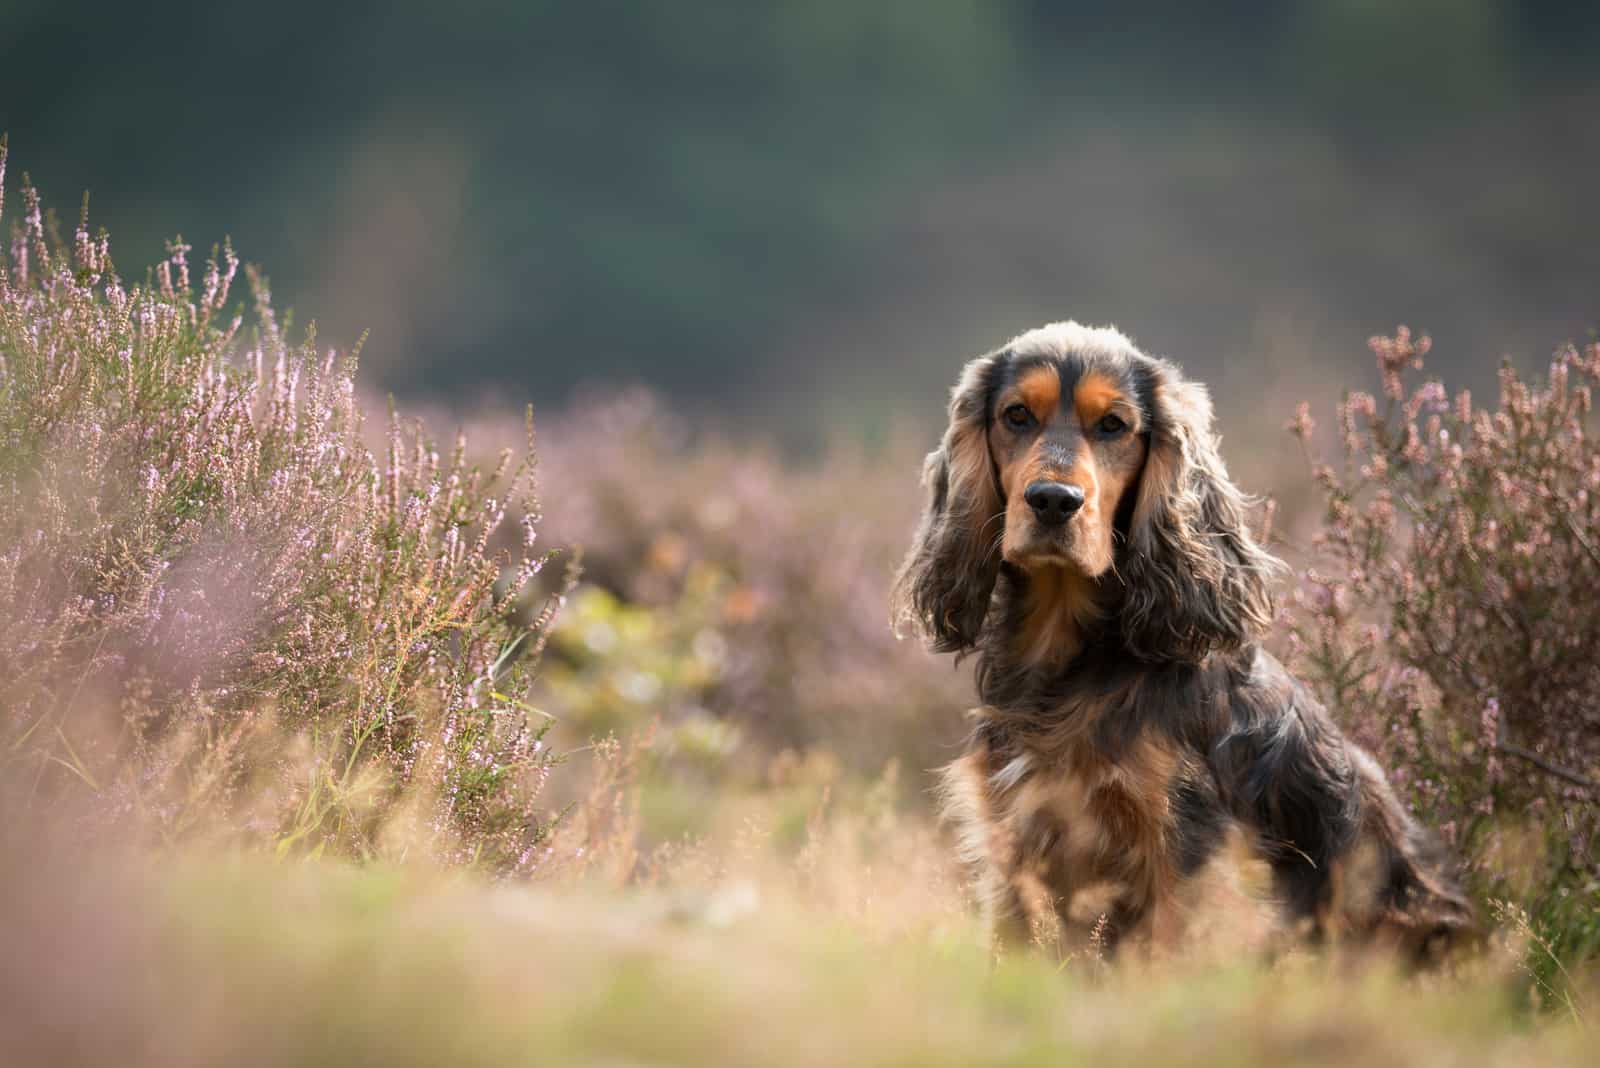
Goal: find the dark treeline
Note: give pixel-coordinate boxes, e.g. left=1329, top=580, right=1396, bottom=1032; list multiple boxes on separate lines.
left=4, top=1, right=1599, bottom=444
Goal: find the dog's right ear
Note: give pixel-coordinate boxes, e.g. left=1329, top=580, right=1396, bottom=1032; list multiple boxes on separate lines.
left=891, top=351, right=1005, bottom=653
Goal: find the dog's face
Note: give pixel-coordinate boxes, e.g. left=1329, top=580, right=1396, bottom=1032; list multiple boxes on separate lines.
left=893, top=321, right=1278, bottom=662
left=987, top=351, right=1148, bottom=578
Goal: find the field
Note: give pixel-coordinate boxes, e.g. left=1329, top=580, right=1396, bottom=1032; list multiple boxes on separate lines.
left=4, top=846, right=1591, bottom=1068
left=2, top=146, right=1597, bottom=1065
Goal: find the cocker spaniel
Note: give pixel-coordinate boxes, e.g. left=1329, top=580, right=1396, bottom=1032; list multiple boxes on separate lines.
left=894, top=322, right=1472, bottom=963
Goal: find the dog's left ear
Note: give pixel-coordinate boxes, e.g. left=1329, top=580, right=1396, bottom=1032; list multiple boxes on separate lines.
left=1121, top=356, right=1279, bottom=662
left=891, top=351, right=1005, bottom=653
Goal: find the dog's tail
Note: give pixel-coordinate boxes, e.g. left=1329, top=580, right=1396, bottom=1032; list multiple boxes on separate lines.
left=1326, top=746, right=1478, bottom=966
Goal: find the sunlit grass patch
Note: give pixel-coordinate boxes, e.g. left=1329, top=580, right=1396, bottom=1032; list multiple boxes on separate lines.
left=5, top=849, right=1590, bottom=1067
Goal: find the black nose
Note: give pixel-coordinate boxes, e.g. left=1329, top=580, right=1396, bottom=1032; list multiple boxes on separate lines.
left=1023, top=481, right=1086, bottom=526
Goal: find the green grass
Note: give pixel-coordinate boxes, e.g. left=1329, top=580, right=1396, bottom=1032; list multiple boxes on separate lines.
left=6, top=849, right=1588, bottom=1068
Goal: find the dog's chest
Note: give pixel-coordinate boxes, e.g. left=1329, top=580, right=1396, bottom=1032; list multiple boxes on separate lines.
left=944, top=718, right=1282, bottom=953
left=940, top=721, right=1189, bottom=935
left=992, top=735, right=1180, bottom=911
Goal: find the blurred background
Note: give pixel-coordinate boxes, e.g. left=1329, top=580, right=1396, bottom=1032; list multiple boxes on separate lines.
left=5, top=0, right=1599, bottom=456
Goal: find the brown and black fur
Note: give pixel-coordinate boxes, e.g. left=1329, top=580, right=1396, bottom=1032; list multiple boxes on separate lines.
left=894, top=322, right=1472, bottom=964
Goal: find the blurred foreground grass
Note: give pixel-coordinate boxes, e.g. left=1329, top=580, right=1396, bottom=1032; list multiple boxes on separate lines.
left=4, top=845, right=1590, bottom=1068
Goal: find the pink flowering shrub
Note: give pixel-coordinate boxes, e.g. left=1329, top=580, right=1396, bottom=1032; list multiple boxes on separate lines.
left=0, top=145, right=567, bottom=870
left=534, top=392, right=972, bottom=799
left=1285, top=328, right=1600, bottom=966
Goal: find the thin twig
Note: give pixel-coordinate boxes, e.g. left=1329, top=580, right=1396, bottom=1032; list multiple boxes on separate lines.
left=1566, top=515, right=1600, bottom=571
left=1495, top=739, right=1599, bottom=794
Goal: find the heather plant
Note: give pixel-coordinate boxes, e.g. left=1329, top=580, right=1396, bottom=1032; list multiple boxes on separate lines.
left=532, top=391, right=974, bottom=807
left=0, top=143, right=568, bottom=870
left=1284, top=328, right=1600, bottom=974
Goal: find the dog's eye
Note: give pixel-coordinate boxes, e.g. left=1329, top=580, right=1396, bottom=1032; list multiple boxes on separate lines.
left=1097, top=413, right=1127, bottom=436
left=1003, top=404, right=1034, bottom=429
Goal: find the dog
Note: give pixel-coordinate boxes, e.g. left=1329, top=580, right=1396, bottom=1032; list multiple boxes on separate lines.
left=893, top=322, right=1472, bottom=963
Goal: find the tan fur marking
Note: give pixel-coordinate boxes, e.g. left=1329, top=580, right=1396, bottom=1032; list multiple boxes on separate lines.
left=997, top=375, right=1145, bottom=576
left=1013, top=565, right=1102, bottom=668
left=1073, top=371, right=1122, bottom=426
left=1063, top=452, right=1109, bottom=573
left=1015, top=732, right=1180, bottom=946
left=1065, top=453, right=1100, bottom=498
left=1016, top=365, right=1060, bottom=421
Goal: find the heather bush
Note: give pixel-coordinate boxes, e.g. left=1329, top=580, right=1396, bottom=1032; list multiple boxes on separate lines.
left=1284, top=328, right=1600, bottom=973
left=0, top=144, right=567, bottom=870
left=532, top=392, right=974, bottom=819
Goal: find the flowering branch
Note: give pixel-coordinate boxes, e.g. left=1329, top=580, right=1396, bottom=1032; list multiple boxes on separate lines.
left=1286, top=326, right=1600, bottom=878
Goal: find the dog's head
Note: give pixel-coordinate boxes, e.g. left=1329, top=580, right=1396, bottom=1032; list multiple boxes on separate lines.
left=892, top=321, right=1278, bottom=663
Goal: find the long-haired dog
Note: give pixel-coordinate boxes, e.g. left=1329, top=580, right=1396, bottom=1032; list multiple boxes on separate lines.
left=894, top=322, right=1472, bottom=964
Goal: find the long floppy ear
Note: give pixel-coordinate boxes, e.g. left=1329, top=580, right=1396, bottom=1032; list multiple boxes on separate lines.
left=891, top=352, right=1005, bottom=653
left=1120, top=357, right=1279, bottom=662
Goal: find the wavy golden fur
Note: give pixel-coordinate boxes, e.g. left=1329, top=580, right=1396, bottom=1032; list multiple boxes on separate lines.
left=894, top=322, right=1472, bottom=963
